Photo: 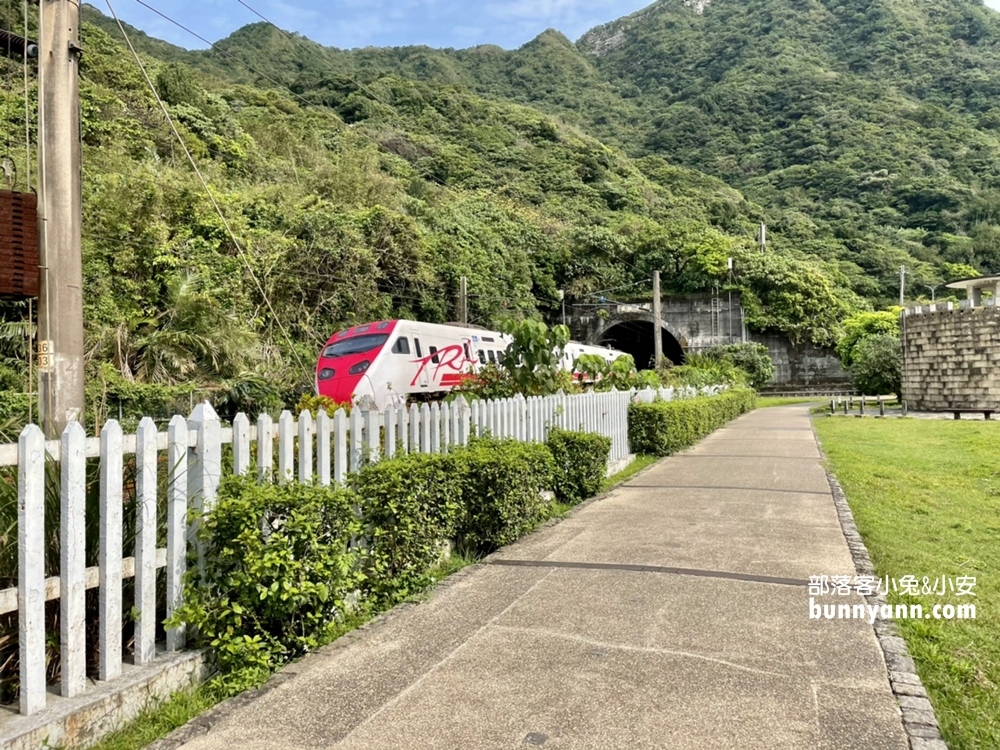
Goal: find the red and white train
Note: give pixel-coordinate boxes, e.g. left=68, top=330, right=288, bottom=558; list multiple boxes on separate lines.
left=315, top=319, right=625, bottom=411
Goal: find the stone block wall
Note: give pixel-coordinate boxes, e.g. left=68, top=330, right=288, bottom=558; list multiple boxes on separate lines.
left=902, top=302, right=1000, bottom=410
left=749, top=332, right=851, bottom=386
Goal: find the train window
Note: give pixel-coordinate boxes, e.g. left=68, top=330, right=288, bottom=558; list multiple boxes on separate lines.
left=376, top=321, right=390, bottom=330
left=355, top=325, right=370, bottom=333
left=482, top=336, right=495, bottom=343
left=430, top=345, right=440, bottom=364
left=322, top=333, right=389, bottom=358
left=392, top=337, right=410, bottom=355
left=415, top=338, right=422, bottom=357
left=478, top=350, right=486, bottom=364
left=464, top=343, right=471, bottom=360
left=487, top=350, right=496, bottom=363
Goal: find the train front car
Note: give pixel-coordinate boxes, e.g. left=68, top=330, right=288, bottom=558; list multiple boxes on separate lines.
left=315, top=321, right=397, bottom=409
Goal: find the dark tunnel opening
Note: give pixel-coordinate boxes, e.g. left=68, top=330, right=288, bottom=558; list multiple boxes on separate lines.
left=598, top=321, right=685, bottom=370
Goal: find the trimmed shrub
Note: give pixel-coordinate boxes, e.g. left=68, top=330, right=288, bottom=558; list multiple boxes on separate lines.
left=350, top=452, right=464, bottom=602
left=546, top=428, right=611, bottom=505
left=629, top=388, right=757, bottom=456
left=173, top=476, right=363, bottom=688
left=454, top=437, right=555, bottom=553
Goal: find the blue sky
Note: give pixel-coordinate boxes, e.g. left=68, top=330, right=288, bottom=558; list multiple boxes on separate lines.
left=106, top=0, right=658, bottom=51
left=106, top=0, right=1000, bottom=52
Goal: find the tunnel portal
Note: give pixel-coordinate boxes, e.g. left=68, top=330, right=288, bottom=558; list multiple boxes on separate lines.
left=598, top=321, right=685, bottom=370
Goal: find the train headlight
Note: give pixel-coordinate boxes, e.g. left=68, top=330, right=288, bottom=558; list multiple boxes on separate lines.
left=349, top=360, right=371, bottom=375
left=318, top=368, right=336, bottom=380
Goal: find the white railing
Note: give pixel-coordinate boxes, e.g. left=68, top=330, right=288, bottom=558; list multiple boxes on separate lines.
left=4, top=386, right=686, bottom=718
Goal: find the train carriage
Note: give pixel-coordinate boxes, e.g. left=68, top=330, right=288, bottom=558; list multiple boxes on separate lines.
left=316, top=319, right=624, bottom=410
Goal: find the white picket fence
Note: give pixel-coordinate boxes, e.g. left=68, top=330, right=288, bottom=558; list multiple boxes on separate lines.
left=0, top=385, right=716, bottom=719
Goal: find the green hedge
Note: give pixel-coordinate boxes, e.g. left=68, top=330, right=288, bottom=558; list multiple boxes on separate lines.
left=454, top=436, right=555, bottom=552
left=177, top=429, right=599, bottom=688
left=172, top=476, right=363, bottom=687
left=350, top=451, right=464, bottom=601
left=546, top=428, right=611, bottom=505
left=628, top=388, right=757, bottom=456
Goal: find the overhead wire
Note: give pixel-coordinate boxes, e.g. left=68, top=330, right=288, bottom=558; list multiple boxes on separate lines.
left=105, top=0, right=308, bottom=368
left=135, top=0, right=455, bottom=190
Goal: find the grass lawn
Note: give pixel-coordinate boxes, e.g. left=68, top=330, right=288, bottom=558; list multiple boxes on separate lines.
left=814, top=417, right=1000, bottom=750
left=755, top=396, right=825, bottom=408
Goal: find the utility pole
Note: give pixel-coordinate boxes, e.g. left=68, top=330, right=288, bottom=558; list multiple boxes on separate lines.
left=727, top=257, right=733, bottom=343
left=899, top=266, right=906, bottom=307
left=758, top=222, right=766, bottom=253
left=37, top=0, right=84, bottom=437
left=652, top=271, right=663, bottom=368
left=458, top=275, right=468, bottom=325
left=558, top=289, right=566, bottom=327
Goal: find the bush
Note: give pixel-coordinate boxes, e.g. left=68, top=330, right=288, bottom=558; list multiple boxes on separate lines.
left=546, top=428, right=611, bottom=504
left=659, top=355, right=749, bottom=389
left=350, top=452, right=464, bottom=602
left=703, top=343, right=775, bottom=388
left=837, top=310, right=901, bottom=367
left=848, top=334, right=901, bottom=399
left=173, top=476, right=363, bottom=688
left=628, top=388, right=757, bottom=456
left=454, top=436, right=555, bottom=552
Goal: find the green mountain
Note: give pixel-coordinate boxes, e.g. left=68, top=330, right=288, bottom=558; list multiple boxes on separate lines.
left=3, top=8, right=857, bottom=422
left=180, top=0, right=1000, bottom=306
left=8, top=0, right=993, bottom=418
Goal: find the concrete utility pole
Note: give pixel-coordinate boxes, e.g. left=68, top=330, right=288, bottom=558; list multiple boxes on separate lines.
left=652, top=270, right=663, bottom=368
left=37, top=0, right=84, bottom=437
left=458, top=275, right=468, bottom=325
left=758, top=223, right=767, bottom=253
left=899, top=266, right=906, bottom=307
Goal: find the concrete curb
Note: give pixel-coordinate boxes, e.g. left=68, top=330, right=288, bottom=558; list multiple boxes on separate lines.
left=824, top=469, right=949, bottom=750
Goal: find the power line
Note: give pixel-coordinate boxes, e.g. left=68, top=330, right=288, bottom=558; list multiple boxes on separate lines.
left=135, top=0, right=456, bottom=190
left=105, top=0, right=306, bottom=371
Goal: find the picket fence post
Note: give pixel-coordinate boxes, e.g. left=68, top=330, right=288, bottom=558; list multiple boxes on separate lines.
left=384, top=405, right=397, bottom=460
left=232, top=413, right=250, bottom=477
left=18, top=424, right=45, bottom=715
left=317, top=410, right=332, bottom=486
left=134, top=417, right=158, bottom=666
left=189, top=402, right=222, bottom=573
left=166, top=415, right=188, bottom=652
left=333, top=408, right=348, bottom=484
left=61, top=422, right=87, bottom=696
left=256, top=413, right=273, bottom=484
left=298, top=410, right=314, bottom=483
left=278, top=411, right=294, bottom=484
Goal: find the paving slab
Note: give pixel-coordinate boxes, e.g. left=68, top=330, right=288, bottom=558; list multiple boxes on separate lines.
left=166, top=406, right=910, bottom=750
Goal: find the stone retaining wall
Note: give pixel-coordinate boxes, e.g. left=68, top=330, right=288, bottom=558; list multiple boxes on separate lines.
left=901, top=301, right=1000, bottom=411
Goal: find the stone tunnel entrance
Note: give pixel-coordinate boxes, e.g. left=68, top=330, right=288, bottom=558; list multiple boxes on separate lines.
left=598, top=321, right=685, bottom=370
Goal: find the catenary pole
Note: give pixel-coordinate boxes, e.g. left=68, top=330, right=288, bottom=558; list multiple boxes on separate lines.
left=652, top=270, right=663, bottom=368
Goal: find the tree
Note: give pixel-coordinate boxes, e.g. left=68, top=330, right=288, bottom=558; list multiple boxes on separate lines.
left=848, top=334, right=901, bottom=399
left=499, top=319, right=571, bottom=396
left=837, top=310, right=901, bottom=368
left=704, top=343, right=774, bottom=389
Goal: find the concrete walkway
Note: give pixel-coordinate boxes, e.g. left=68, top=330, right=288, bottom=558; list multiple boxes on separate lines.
left=165, top=406, right=909, bottom=750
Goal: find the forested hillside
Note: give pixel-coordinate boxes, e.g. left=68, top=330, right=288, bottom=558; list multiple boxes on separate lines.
left=161, top=0, right=1000, bottom=309
left=0, top=8, right=862, bottom=423
left=4, top=0, right=994, bottom=421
